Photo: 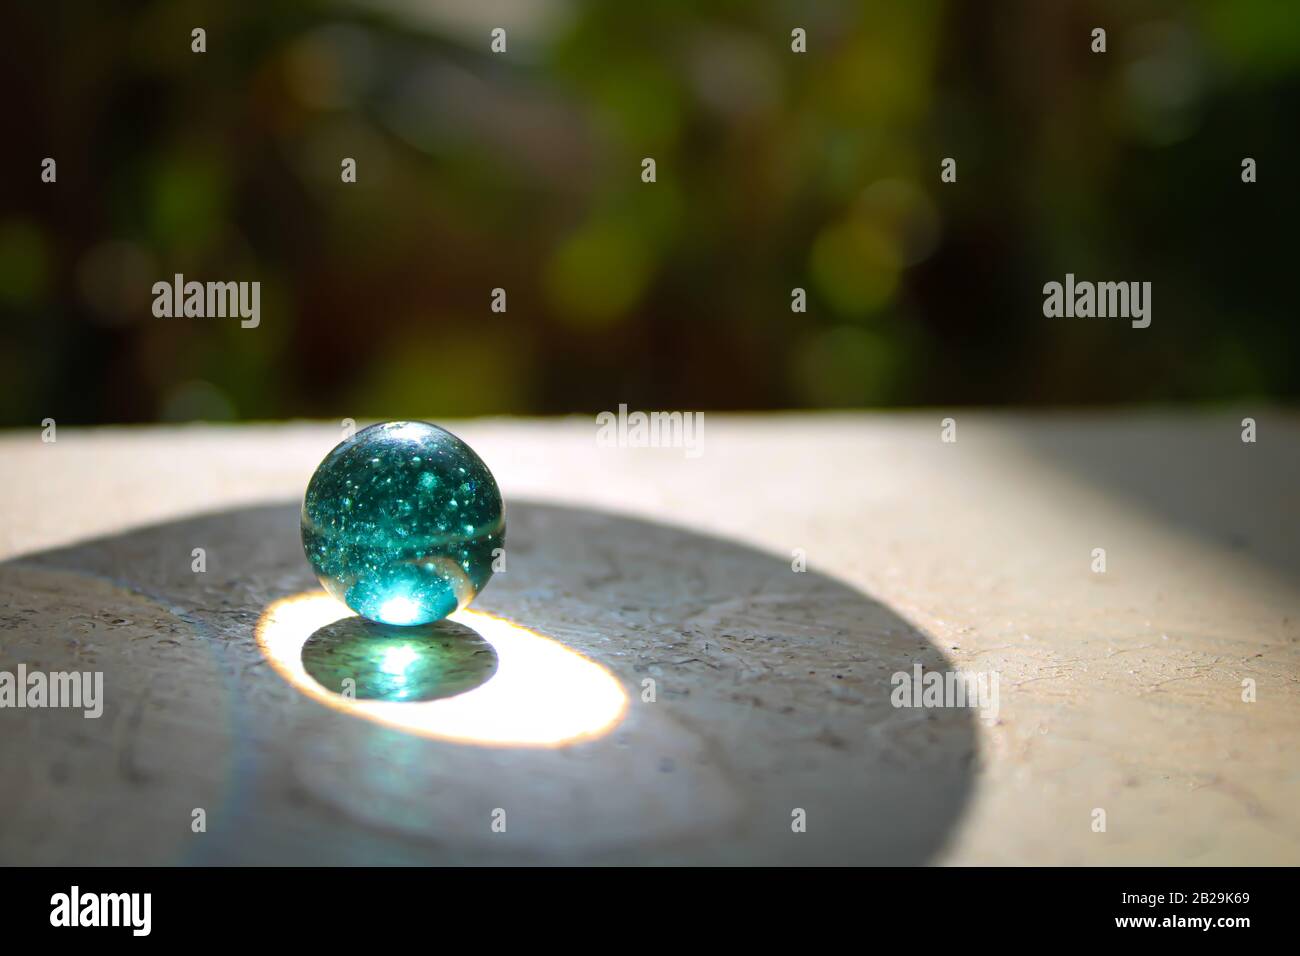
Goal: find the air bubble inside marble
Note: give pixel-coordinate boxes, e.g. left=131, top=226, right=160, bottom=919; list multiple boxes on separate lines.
left=301, top=421, right=505, bottom=626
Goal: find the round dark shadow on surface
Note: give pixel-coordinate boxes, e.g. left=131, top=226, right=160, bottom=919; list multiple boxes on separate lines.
left=301, top=617, right=498, bottom=702
left=8, top=499, right=977, bottom=864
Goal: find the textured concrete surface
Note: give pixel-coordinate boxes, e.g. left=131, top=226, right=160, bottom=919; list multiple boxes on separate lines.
left=0, top=411, right=1296, bottom=864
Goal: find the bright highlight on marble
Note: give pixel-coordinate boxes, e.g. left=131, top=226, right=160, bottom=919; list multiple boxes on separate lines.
left=301, top=421, right=504, bottom=626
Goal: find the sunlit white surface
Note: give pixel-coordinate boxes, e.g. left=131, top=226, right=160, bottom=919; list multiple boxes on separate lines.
left=255, top=592, right=628, bottom=747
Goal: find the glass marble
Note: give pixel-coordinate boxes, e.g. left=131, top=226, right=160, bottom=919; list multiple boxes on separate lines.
left=301, top=421, right=505, bottom=626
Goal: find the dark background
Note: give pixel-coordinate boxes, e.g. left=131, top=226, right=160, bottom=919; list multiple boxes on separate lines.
left=1, top=0, right=1296, bottom=425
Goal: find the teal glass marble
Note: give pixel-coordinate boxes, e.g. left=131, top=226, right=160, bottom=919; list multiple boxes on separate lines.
left=301, top=421, right=505, bottom=626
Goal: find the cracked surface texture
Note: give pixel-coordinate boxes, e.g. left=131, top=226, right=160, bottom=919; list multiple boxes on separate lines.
left=0, top=412, right=1295, bottom=864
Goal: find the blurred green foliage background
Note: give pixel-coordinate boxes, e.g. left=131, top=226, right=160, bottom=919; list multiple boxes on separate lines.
left=1, top=0, right=1297, bottom=425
